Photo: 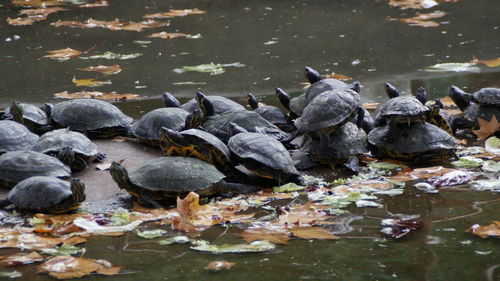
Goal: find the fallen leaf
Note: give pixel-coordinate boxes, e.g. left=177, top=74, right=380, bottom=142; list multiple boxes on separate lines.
left=144, top=8, right=206, bottom=19
left=323, top=72, right=352, bottom=81
left=37, top=256, right=120, bottom=279
left=54, top=91, right=141, bottom=101
left=0, top=251, right=44, bottom=267
left=42, top=48, right=82, bottom=61
left=408, top=166, right=453, bottom=179
left=7, top=16, right=40, bottom=26
left=72, top=77, right=111, bottom=87
left=388, top=0, right=438, bottom=9
left=78, top=51, right=142, bottom=60
left=19, top=7, right=67, bottom=17
left=191, top=240, right=275, bottom=254
left=470, top=57, right=500, bottom=68
left=273, top=182, right=306, bottom=193
left=73, top=217, right=142, bottom=234
left=157, top=236, right=191, bottom=245
left=136, top=229, right=166, bottom=239
left=12, top=0, right=64, bottom=7
left=473, top=116, right=500, bottom=140
left=240, top=227, right=290, bottom=244
left=78, top=0, right=109, bottom=8
left=278, top=202, right=331, bottom=226
left=451, top=156, right=483, bottom=168
left=290, top=227, right=340, bottom=240
left=388, top=11, right=446, bottom=27
left=79, top=65, right=122, bottom=75
left=111, top=136, right=127, bottom=142
left=204, top=261, right=235, bottom=271
left=40, top=245, right=85, bottom=256
left=423, top=62, right=481, bottom=73
left=51, top=18, right=168, bottom=32
left=467, top=221, right=500, bottom=238
left=485, top=137, right=500, bottom=155
left=148, top=32, right=188, bottom=40
left=362, top=102, right=380, bottom=110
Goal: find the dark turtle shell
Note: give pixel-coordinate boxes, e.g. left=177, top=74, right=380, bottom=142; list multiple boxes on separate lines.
left=0, top=151, right=71, bottom=189
left=374, top=96, right=429, bottom=125
left=289, top=94, right=306, bottom=116
left=253, top=105, right=288, bottom=125
left=471, top=88, right=500, bottom=105
left=182, top=96, right=245, bottom=114
left=4, top=102, right=49, bottom=130
left=131, top=108, right=189, bottom=146
left=228, top=132, right=299, bottom=182
left=112, top=157, right=226, bottom=198
left=50, top=99, right=132, bottom=138
left=367, top=122, right=456, bottom=163
left=295, top=89, right=360, bottom=132
left=32, top=129, right=99, bottom=170
left=8, top=176, right=84, bottom=213
left=463, top=104, right=500, bottom=128
left=178, top=129, right=231, bottom=161
left=203, top=110, right=289, bottom=143
left=304, top=78, right=349, bottom=106
left=0, top=120, right=39, bottom=154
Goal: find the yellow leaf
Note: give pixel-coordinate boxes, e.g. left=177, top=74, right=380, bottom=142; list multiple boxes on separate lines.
left=473, top=115, right=500, bottom=140
left=43, top=48, right=82, bottom=60
left=72, top=77, right=111, bottom=87
left=79, top=65, right=122, bottom=75
left=204, top=261, right=235, bottom=271
left=240, top=226, right=290, bottom=244
left=362, top=102, right=380, bottom=110
left=470, top=57, right=500, bottom=68
left=290, top=227, right=340, bottom=240
left=467, top=221, right=500, bottom=238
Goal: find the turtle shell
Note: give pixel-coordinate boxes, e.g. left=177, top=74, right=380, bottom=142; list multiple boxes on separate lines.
left=0, top=151, right=71, bottom=189
left=378, top=96, right=429, bottom=119
left=0, top=120, right=39, bottom=154
left=128, top=157, right=225, bottom=196
left=4, top=103, right=48, bottom=127
left=289, top=94, right=306, bottom=116
left=203, top=110, right=289, bottom=143
left=8, top=176, right=74, bottom=212
left=182, top=96, right=245, bottom=114
left=295, top=89, right=360, bottom=132
left=254, top=105, right=288, bottom=125
left=228, top=132, right=299, bottom=178
left=367, top=122, right=456, bottom=163
left=131, top=108, right=189, bottom=145
left=32, top=129, right=99, bottom=160
left=181, top=129, right=231, bottom=160
left=304, top=78, right=349, bottom=105
left=463, top=104, right=500, bottom=129
left=471, top=88, right=500, bottom=105
left=50, top=99, right=132, bottom=137
left=329, top=122, right=368, bottom=159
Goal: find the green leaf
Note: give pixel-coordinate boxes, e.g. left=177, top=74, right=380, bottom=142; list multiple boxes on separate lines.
left=423, top=63, right=481, bottom=73
left=273, top=182, right=306, bottom=193
left=158, top=236, right=191, bottom=245
left=368, top=161, right=405, bottom=172
left=451, top=156, right=483, bottom=168
left=40, top=245, right=85, bottom=256
left=136, top=229, right=167, bottom=239
left=79, top=51, right=143, bottom=60
left=485, top=136, right=500, bottom=154
left=0, top=271, right=22, bottom=279
left=191, top=240, right=275, bottom=254
left=110, top=209, right=130, bottom=226
left=482, top=160, right=500, bottom=173
left=330, top=178, right=346, bottom=186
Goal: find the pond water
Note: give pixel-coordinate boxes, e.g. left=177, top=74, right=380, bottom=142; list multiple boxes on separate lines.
left=0, top=0, right=499, bottom=280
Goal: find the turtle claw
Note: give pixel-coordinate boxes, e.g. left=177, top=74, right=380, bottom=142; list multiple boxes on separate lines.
left=94, top=153, right=107, bottom=162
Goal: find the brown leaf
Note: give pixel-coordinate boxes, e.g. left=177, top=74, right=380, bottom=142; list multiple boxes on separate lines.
left=148, top=32, right=188, bottom=40
left=51, top=18, right=168, bottom=32
left=470, top=57, right=500, bottom=68
left=278, top=202, right=331, bottom=226
left=7, top=16, right=40, bottom=26
left=79, top=65, right=122, bottom=75
left=96, top=159, right=124, bottom=171
left=72, top=77, right=111, bottom=87
left=240, top=227, right=290, bottom=244
left=0, top=251, right=45, bottom=267
left=290, top=227, right=340, bottom=240
left=388, top=0, right=432, bottom=9
left=78, top=0, right=109, bottom=8
left=0, top=228, right=65, bottom=250
left=54, top=91, right=141, bottom=101
left=19, top=7, right=68, bottom=17
left=362, top=102, right=380, bottom=110
left=37, top=256, right=120, bottom=279
left=111, top=136, right=127, bottom=142
left=467, top=221, right=500, bottom=238
left=204, top=261, right=235, bottom=271
left=389, top=11, right=446, bottom=28
left=349, top=180, right=394, bottom=190
left=43, top=48, right=82, bottom=60
left=12, top=0, right=64, bottom=8
left=409, top=166, right=453, bottom=179
left=323, top=72, right=352, bottom=81
left=144, top=8, right=206, bottom=19
left=473, top=116, right=500, bottom=140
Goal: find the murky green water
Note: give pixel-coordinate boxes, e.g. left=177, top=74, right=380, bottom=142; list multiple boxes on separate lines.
left=0, top=0, right=499, bottom=280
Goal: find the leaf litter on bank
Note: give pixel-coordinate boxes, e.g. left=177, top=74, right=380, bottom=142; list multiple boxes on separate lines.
left=55, top=91, right=141, bottom=101
left=473, top=116, right=500, bottom=140
left=0, top=251, right=44, bottom=267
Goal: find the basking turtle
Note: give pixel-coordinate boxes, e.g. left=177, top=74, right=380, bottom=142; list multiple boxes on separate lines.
left=159, top=127, right=232, bottom=173
left=162, top=92, right=182, bottom=108
left=197, top=92, right=290, bottom=143
left=46, top=99, right=133, bottom=138
left=228, top=125, right=300, bottom=184
left=414, top=87, right=453, bottom=135
left=304, top=74, right=349, bottom=106
left=247, top=93, right=294, bottom=132
left=32, top=129, right=105, bottom=171
left=181, top=94, right=245, bottom=114
left=3, top=101, right=50, bottom=134
left=275, top=88, right=305, bottom=118
left=368, top=122, right=457, bottom=163
left=130, top=107, right=190, bottom=146
left=5, top=177, right=85, bottom=213
left=109, top=157, right=254, bottom=207
left=0, top=120, right=39, bottom=154
left=374, top=96, right=429, bottom=127
left=0, top=151, right=71, bottom=189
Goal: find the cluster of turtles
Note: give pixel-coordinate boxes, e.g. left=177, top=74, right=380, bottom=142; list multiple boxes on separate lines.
left=0, top=66, right=499, bottom=212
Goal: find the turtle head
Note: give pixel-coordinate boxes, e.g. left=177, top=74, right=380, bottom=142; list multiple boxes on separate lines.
left=304, top=66, right=322, bottom=84
left=9, top=101, right=24, bottom=125
left=44, top=103, right=54, bottom=117
left=70, top=178, right=86, bottom=204
left=109, top=161, right=130, bottom=190
left=275, top=88, right=290, bottom=110
left=449, top=85, right=470, bottom=111
left=434, top=98, right=444, bottom=109
left=57, top=147, right=76, bottom=167
left=196, top=92, right=215, bottom=116
left=247, top=93, right=259, bottom=110
left=415, top=87, right=427, bottom=105
left=159, top=126, right=185, bottom=153
left=162, top=92, right=181, bottom=108
left=425, top=100, right=440, bottom=116
left=229, top=122, right=248, bottom=136
left=349, top=81, right=361, bottom=93
left=184, top=109, right=204, bottom=129
left=384, top=82, right=400, bottom=99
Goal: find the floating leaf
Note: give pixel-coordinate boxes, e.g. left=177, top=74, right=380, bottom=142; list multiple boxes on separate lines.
left=451, top=156, right=483, bottom=168
left=148, top=32, right=188, bottom=40
left=12, top=0, right=64, bottom=7
left=7, top=17, right=39, bottom=26
left=79, top=51, right=142, bottom=60
left=180, top=62, right=245, bottom=75
left=191, top=240, right=275, bottom=254
left=204, top=261, right=235, bottom=271
left=469, top=57, right=500, bottom=68
left=473, top=116, right=500, bottom=140
left=79, top=65, right=121, bottom=75
left=368, top=161, right=406, bottom=172
left=323, top=72, right=352, bottom=81
left=72, top=77, right=111, bottom=87
left=78, top=0, right=109, bottom=8
left=0, top=251, right=44, bottom=267
left=54, top=91, right=141, bottom=101
left=388, top=11, right=445, bottom=27
left=273, top=182, right=306, bottom=193
left=40, top=245, right=85, bottom=256
left=290, top=227, right=339, bottom=240
left=43, top=48, right=82, bottom=61
left=51, top=18, right=168, bottom=32
left=362, top=102, right=380, bottom=110
left=136, top=229, right=166, bottom=239
left=467, top=221, right=500, bottom=238
left=428, top=170, right=474, bottom=186
left=109, top=208, right=130, bottom=225
left=73, top=217, right=143, bottom=234
left=158, top=236, right=191, bottom=245
left=388, top=0, right=438, bottom=10
left=37, top=256, right=120, bottom=279
left=0, top=271, right=22, bottom=278
left=470, top=179, right=500, bottom=192
left=485, top=137, right=500, bottom=154
left=481, top=160, right=500, bottom=173
left=144, top=8, right=206, bottom=19
left=240, top=227, right=290, bottom=244
left=423, top=63, right=481, bottom=73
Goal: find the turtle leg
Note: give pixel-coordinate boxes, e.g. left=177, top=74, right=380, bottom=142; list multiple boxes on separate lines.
left=343, top=156, right=361, bottom=175
left=72, top=157, right=89, bottom=172
left=137, top=192, right=163, bottom=209
left=94, top=153, right=107, bottom=163
left=0, top=199, right=13, bottom=209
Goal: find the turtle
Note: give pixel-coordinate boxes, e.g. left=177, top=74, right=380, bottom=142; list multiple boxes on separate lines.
left=228, top=124, right=301, bottom=184
left=275, top=88, right=306, bottom=118
left=162, top=92, right=182, bottom=108
left=109, top=157, right=256, bottom=207
left=32, top=128, right=105, bottom=171
left=130, top=107, right=190, bottom=146
left=246, top=93, right=294, bottom=132
left=304, top=72, right=349, bottom=106
left=373, top=96, right=429, bottom=127
left=181, top=94, right=245, bottom=114
left=367, top=122, right=457, bottom=163
left=196, top=92, right=290, bottom=143
left=45, top=99, right=133, bottom=138
left=3, top=101, right=50, bottom=134
left=413, top=87, right=453, bottom=135
left=4, top=177, right=85, bottom=213
left=159, top=127, right=232, bottom=173
left=0, top=151, right=71, bottom=189
left=0, top=120, right=39, bottom=155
